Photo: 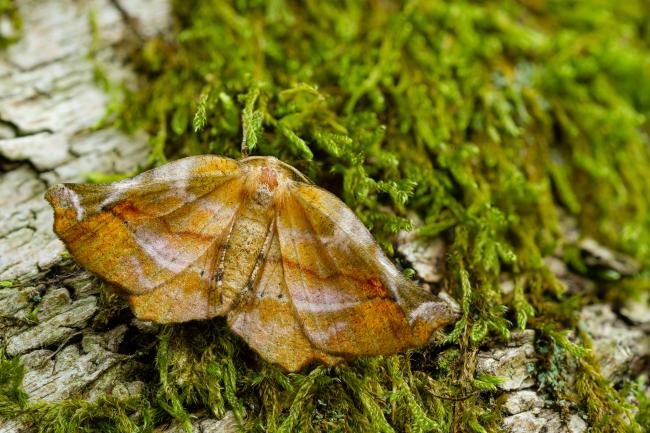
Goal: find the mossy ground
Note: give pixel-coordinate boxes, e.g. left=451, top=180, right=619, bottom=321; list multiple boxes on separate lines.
left=2, top=0, right=650, bottom=432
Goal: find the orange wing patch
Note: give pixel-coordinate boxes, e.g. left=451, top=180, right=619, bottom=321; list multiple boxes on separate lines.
left=46, top=155, right=456, bottom=371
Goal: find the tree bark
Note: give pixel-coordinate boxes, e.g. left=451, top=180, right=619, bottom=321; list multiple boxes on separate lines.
left=0, top=1, right=166, bottom=431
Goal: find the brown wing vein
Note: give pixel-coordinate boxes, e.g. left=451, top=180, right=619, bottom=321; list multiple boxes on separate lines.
left=292, top=188, right=385, bottom=278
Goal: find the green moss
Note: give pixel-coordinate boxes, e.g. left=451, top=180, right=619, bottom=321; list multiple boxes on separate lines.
left=21, top=395, right=161, bottom=433
left=0, top=348, right=28, bottom=419
left=4, top=0, right=650, bottom=431
left=629, top=376, right=650, bottom=430
left=0, top=0, right=21, bottom=48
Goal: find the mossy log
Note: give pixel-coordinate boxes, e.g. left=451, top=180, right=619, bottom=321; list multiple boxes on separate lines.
left=1, top=1, right=649, bottom=433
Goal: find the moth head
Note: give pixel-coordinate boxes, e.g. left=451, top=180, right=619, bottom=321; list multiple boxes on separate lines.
left=241, top=156, right=309, bottom=207
left=241, top=156, right=311, bottom=183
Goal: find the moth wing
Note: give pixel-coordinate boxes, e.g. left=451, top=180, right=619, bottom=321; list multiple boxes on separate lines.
left=46, top=155, right=245, bottom=322
left=277, top=183, right=455, bottom=356
left=227, top=224, right=342, bottom=371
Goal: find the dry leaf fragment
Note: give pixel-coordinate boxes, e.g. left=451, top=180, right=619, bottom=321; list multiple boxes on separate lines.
left=45, top=155, right=456, bottom=371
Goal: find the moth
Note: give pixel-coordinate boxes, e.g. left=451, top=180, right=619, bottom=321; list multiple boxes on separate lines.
left=46, top=155, right=455, bottom=371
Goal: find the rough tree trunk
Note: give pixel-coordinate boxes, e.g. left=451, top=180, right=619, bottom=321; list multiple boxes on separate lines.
left=0, top=1, right=209, bottom=431
left=0, top=1, right=648, bottom=433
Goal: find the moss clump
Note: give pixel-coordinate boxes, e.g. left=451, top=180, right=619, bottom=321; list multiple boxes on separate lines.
left=0, top=348, right=28, bottom=418
left=0, top=0, right=21, bottom=48
left=3, top=0, right=650, bottom=432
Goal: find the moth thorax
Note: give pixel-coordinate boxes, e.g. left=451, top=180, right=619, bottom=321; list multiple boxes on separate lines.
left=247, top=166, right=283, bottom=207
left=259, top=166, right=279, bottom=191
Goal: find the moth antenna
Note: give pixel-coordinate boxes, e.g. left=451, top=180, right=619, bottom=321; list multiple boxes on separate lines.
left=240, top=113, right=249, bottom=158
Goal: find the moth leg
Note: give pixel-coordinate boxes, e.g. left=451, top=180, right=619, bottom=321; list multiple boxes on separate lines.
left=245, top=218, right=276, bottom=295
